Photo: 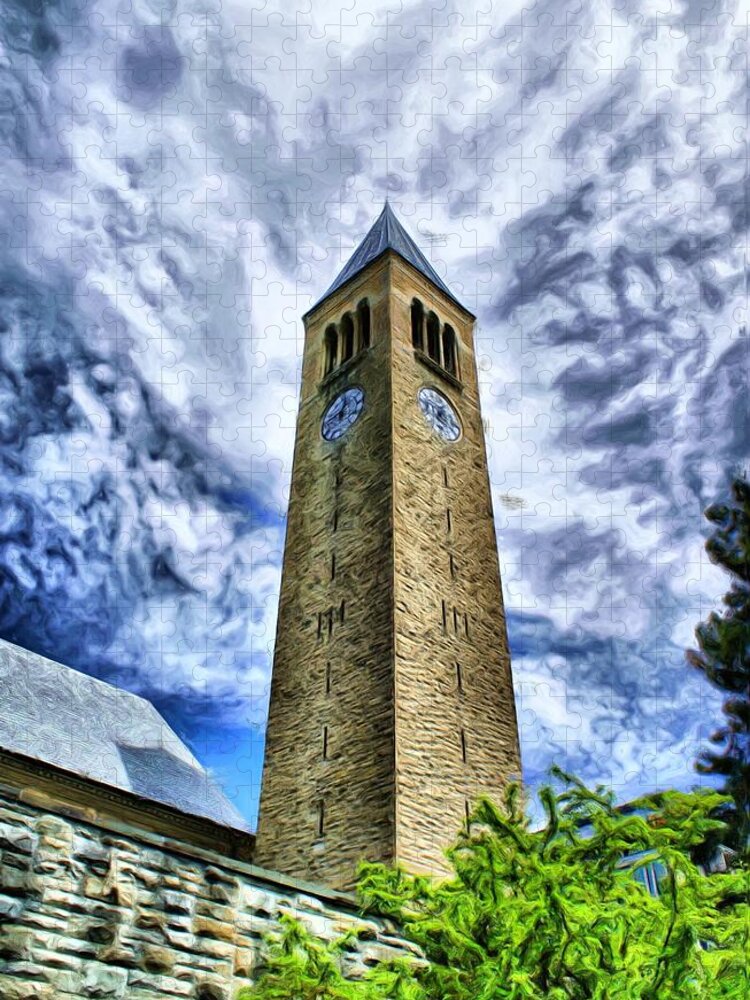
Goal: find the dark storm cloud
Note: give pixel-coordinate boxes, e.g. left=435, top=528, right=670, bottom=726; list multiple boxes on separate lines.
left=118, top=24, right=183, bottom=108
left=0, top=258, right=271, bottom=706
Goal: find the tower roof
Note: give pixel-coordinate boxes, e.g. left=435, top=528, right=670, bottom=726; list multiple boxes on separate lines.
left=308, top=203, right=472, bottom=317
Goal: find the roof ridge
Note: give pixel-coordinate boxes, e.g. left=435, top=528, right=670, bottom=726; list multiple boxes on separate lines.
left=0, top=637, right=154, bottom=706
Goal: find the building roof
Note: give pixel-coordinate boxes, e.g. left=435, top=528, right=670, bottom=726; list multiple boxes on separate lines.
left=308, top=202, right=472, bottom=317
left=0, top=638, right=250, bottom=832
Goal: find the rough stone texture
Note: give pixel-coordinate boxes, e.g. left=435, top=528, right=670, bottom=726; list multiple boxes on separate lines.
left=255, top=246, right=521, bottom=888
left=389, top=255, right=522, bottom=876
left=0, top=785, right=419, bottom=999
left=256, top=259, right=397, bottom=889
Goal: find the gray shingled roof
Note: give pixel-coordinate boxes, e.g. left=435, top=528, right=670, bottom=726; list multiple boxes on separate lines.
left=0, top=638, right=250, bottom=832
left=310, top=202, right=471, bottom=315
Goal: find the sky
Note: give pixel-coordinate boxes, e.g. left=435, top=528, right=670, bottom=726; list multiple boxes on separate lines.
left=0, top=0, right=747, bottom=826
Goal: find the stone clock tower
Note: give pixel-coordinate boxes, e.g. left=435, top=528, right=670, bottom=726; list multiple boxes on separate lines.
left=254, top=204, right=521, bottom=889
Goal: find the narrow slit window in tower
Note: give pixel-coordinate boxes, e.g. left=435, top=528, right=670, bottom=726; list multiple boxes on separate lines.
left=456, top=661, right=463, bottom=692
left=449, top=553, right=456, bottom=578
left=464, top=612, right=470, bottom=638
left=317, top=612, right=322, bottom=639
left=331, top=553, right=336, bottom=580
left=441, top=600, right=447, bottom=632
left=411, top=298, right=424, bottom=351
left=453, top=606, right=459, bottom=633
left=464, top=801, right=471, bottom=827
left=322, top=725, right=329, bottom=759
left=325, top=661, right=331, bottom=694
left=327, top=608, right=334, bottom=637
left=460, top=729, right=467, bottom=762
left=443, top=466, right=449, bottom=488
left=340, top=312, right=355, bottom=361
left=446, top=508, right=452, bottom=533
left=357, top=299, right=371, bottom=349
left=317, top=800, right=325, bottom=837
left=340, top=599, right=346, bottom=623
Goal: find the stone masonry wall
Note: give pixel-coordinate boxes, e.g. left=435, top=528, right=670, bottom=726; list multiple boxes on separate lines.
left=255, top=259, right=398, bottom=889
left=389, top=255, right=522, bottom=877
left=255, top=249, right=522, bottom=889
left=0, top=785, right=420, bottom=999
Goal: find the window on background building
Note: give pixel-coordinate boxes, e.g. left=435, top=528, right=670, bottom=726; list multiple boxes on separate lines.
left=626, top=852, right=667, bottom=898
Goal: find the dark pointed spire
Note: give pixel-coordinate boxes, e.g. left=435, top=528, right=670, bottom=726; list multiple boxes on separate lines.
left=308, top=203, right=471, bottom=316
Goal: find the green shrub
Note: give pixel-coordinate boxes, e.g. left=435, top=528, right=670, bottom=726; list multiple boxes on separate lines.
left=239, top=772, right=749, bottom=999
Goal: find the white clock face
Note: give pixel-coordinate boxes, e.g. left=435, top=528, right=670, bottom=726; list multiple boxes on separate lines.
left=321, top=387, right=365, bottom=441
left=418, top=387, right=461, bottom=442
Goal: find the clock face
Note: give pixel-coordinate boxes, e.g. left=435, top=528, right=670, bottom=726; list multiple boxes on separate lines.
left=418, top=387, right=461, bottom=442
left=321, top=387, right=365, bottom=441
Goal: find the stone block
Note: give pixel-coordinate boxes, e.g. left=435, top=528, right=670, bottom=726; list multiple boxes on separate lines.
left=73, top=837, right=110, bottom=863
left=162, top=890, right=195, bottom=914
left=162, top=926, right=194, bottom=950
left=195, top=899, right=234, bottom=923
left=193, top=915, right=236, bottom=943
left=190, top=936, right=235, bottom=960
left=194, top=978, right=230, bottom=1000
left=35, top=816, right=74, bottom=847
left=173, top=953, right=233, bottom=978
left=140, top=943, right=179, bottom=973
left=1, top=868, right=42, bottom=897
left=127, top=969, right=193, bottom=996
left=82, top=962, right=128, bottom=997
left=233, top=947, right=255, bottom=978
left=84, top=918, right=118, bottom=945
left=0, top=823, right=35, bottom=854
left=0, top=927, right=34, bottom=959
left=0, top=973, right=55, bottom=999
left=134, top=907, right=168, bottom=932
left=97, top=938, right=139, bottom=968
left=208, top=881, right=239, bottom=906
left=0, top=893, right=24, bottom=918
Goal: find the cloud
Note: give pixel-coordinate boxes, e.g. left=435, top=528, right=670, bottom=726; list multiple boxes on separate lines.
left=0, top=0, right=745, bottom=825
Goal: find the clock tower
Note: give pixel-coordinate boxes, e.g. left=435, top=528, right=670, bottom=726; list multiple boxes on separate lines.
left=254, top=204, right=521, bottom=889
